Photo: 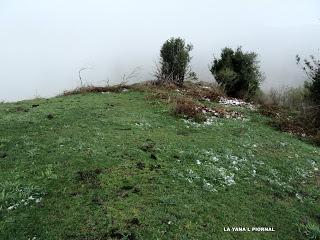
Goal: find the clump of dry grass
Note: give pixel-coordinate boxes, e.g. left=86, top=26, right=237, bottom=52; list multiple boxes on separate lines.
left=183, top=81, right=224, bottom=102
left=257, top=87, right=320, bottom=145
left=131, top=81, right=177, bottom=92
left=172, top=97, right=205, bottom=122
left=258, top=104, right=282, bottom=118
left=255, top=87, right=307, bottom=108
left=144, top=91, right=172, bottom=102
left=62, top=84, right=130, bottom=96
left=140, top=80, right=224, bottom=104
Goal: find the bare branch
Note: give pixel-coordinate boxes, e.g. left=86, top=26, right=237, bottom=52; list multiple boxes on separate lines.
left=78, top=67, right=89, bottom=87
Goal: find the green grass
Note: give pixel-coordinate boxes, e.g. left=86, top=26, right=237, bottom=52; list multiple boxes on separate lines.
left=0, top=90, right=319, bottom=239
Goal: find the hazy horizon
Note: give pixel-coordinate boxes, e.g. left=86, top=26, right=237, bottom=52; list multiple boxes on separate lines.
left=1, top=0, right=319, bottom=101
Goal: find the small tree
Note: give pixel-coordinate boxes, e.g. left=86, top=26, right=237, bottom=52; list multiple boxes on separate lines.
left=296, top=55, right=320, bottom=105
left=157, top=37, right=194, bottom=86
left=210, top=47, right=263, bottom=99
left=296, top=54, right=320, bottom=130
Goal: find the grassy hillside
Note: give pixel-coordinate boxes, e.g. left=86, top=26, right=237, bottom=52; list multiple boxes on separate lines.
left=0, top=88, right=319, bottom=240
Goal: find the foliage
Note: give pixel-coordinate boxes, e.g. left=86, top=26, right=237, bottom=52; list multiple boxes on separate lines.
left=157, top=37, right=195, bottom=86
left=296, top=54, right=320, bottom=129
left=296, top=54, right=320, bottom=105
left=210, top=47, right=263, bottom=100
left=255, top=86, right=308, bottom=108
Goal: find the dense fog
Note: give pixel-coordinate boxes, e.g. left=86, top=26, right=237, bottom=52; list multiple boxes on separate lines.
left=0, top=0, right=319, bottom=101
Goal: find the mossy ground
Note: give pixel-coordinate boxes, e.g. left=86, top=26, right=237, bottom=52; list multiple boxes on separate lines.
left=0, top=90, right=319, bottom=239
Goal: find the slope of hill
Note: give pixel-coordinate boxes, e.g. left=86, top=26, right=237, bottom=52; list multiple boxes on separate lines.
left=0, top=87, right=319, bottom=240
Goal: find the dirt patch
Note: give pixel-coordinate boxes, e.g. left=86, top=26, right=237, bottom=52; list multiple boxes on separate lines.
left=149, top=164, right=161, bottom=171
left=0, top=151, right=7, bottom=159
left=109, top=228, right=124, bottom=239
left=75, top=168, right=103, bottom=188
left=140, top=139, right=156, bottom=153
left=15, top=106, right=29, bottom=113
left=136, top=162, right=145, bottom=170
left=47, top=113, right=54, bottom=120
left=150, top=154, right=157, bottom=160
left=126, top=218, right=141, bottom=227
left=91, top=195, right=104, bottom=206
left=116, top=185, right=140, bottom=198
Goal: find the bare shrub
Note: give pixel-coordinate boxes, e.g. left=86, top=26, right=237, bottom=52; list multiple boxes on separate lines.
left=62, top=83, right=130, bottom=96
left=144, top=91, right=171, bottom=102
left=256, top=86, right=307, bottom=108
left=172, top=97, right=205, bottom=122
left=183, top=82, right=224, bottom=102
left=257, top=86, right=320, bottom=144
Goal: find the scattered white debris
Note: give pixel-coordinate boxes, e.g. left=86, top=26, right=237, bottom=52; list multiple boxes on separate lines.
left=201, top=107, right=244, bottom=119
left=219, top=97, right=256, bottom=110
left=135, top=122, right=151, bottom=128
left=252, top=169, right=257, bottom=177
left=182, top=118, right=222, bottom=128
left=224, top=174, right=236, bottom=186
left=295, top=193, right=303, bottom=201
left=201, top=86, right=211, bottom=89
left=7, top=205, right=17, bottom=210
left=310, top=160, right=319, bottom=171
left=203, top=179, right=217, bottom=192
left=280, top=142, right=288, bottom=147
left=7, top=195, right=42, bottom=211
left=203, top=117, right=217, bottom=126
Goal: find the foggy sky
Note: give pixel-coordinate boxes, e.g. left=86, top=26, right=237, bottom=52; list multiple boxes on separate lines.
left=1, top=0, right=319, bottom=101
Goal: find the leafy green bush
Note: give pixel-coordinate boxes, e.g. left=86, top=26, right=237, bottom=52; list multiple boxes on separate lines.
left=157, top=37, right=194, bottom=86
left=210, top=47, right=263, bottom=100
